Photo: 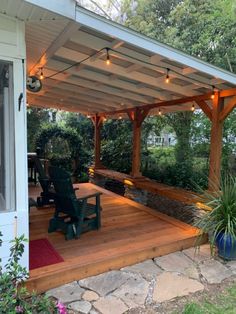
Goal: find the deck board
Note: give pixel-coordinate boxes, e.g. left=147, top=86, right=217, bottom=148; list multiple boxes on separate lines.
left=27, top=183, right=205, bottom=293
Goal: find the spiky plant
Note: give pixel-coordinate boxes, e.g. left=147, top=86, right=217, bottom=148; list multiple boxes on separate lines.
left=194, top=175, right=236, bottom=253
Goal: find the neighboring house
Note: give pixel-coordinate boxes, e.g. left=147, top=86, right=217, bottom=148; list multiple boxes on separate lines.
left=0, top=0, right=236, bottom=274
left=147, top=131, right=176, bottom=147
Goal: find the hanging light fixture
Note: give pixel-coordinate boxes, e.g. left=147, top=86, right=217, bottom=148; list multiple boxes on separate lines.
left=118, top=115, right=122, bottom=120
left=191, top=104, right=195, bottom=112
left=165, top=68, right=170, bottom=83
left=211, top=85, right=215, bottom=99
left=39, top=68, right=44, bottom=80
left=158, top=108, right=162, bottom=116
left=106, top=48, right=111, bottom=65
left=87, top=113, right=91, bottom=118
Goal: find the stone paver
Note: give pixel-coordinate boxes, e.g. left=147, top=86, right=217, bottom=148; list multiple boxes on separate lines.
left=153, top=272, right=204, bottom=303
left=112, top=273, right=149, bottom=308
left=183, top=244, right=211, bottom=263
left=199, top=260, right=233, bottom=284
left=93, top=296, right=128, bottom=314
left=82, top=290, right=99, bottom=301
left=68, top=300, right=91, bottom=314
left=79, top=270, right=130, bottom=296
left=226, top=260, right=236, bottom=274
left=121, top=259, right=162, bottom=280
left=46, top=281, right=85, bottom=303
left=154, top=251, right=199, bottom=279
left=45, top=244, right=236, bottom=313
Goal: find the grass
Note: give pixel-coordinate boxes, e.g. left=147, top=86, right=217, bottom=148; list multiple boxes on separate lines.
left=181, top=283, right=236, bottom=314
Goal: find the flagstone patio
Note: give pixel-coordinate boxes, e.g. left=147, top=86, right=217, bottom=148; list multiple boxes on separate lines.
left=46, top=244, right=236, bottom=314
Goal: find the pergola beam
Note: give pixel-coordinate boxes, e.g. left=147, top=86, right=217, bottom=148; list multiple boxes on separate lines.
left=29, top=21, right=80, bottom=75
left=220, top=88, right=236, bottom=97
left=195, top=100, right=212, bottom=120
left=99, top=92, right=213, bottom=116
left=219, top=96, right=236, bottom=121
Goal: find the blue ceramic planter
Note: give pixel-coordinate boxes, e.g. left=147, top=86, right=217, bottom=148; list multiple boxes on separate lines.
left=215, top=232, right=236, bottom=260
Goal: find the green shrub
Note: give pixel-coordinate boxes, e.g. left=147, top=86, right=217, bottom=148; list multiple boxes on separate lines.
left=0, top=233, right=66, bottom=314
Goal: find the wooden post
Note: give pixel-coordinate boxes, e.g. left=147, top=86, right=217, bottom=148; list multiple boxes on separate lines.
left=92, top=114, right=103, bottom=169
left=128, top=108, right=149, bottom=178
left=208, top=92, right=224, bottom=190
left=131, top=117, right=142, bottom=177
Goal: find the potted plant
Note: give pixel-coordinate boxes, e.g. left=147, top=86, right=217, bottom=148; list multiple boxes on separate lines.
left=194, top=175, right=236, bottom=260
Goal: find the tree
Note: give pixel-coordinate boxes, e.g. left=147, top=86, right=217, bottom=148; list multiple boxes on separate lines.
left=27, top=108, right=50, bottom=152
left=165, top=0, right=236, bottom=72
left=101, top=119, right=133, bottom=173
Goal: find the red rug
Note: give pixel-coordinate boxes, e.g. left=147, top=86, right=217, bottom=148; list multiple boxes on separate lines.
left=29, top=238, right=64, bottom=270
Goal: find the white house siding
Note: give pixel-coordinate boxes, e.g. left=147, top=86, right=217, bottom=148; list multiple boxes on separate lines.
left=0, top=14, right=28, bottom=270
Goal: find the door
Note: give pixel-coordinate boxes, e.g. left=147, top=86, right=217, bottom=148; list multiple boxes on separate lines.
left=0, top=57, right=28, bottom=269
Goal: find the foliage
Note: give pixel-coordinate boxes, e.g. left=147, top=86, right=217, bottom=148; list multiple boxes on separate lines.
left=0, top=233, right=65, bottom=314
left=182, top=283, right=236, bottom=314
left=194, top=175, right=236, bottom=251
left=124, top=0, right=236, bottom=72
left=60, top=112, right=94, bottom=152
left=101, top=119, right=133, bottom=173
left=35, top=124, right=86, bottom=176
left=27, top=108, right=50, bottom=152
left=165, top=112, right=194, bottom=188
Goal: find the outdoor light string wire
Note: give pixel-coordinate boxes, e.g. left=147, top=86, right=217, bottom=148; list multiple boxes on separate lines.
left=42, top=46, right=217, bottom=92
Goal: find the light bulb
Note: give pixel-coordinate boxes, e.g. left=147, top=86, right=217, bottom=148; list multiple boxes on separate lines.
left=165, top=68, right=170, bottom=83
left=106, top=48, right=110, bottom=65
left=191, top=104, right=195, bottom=111
left=39, top=68, right=44, bottom=80
left=211, top=86, right=215, bottom=99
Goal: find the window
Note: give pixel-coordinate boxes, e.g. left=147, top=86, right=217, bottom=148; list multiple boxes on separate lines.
left=0, top=61, right=15, bottom=212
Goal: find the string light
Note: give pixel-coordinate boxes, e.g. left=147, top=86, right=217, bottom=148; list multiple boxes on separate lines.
left=106, top=48, right=110, bottom=65
left=43, top=46, right=221, bottom=92
left=39, top=68, right=44, bottom=80
left=165, top=68, right=170, bottom=83
left=211, top=85, right=215, bottom=99
left=191, top=104, right=195, bottom=111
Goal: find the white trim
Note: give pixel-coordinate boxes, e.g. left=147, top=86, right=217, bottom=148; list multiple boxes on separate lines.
left=0, top=55, right=28, bottom=269
left=25, top=0, right=76, bottom=20
left=76, top=6, right=236, bottom=85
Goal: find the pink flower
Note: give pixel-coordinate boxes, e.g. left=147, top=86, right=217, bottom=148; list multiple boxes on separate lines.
left=15, top=305, right=24, bottom=313
left=56, top=301, right=67, bottom=314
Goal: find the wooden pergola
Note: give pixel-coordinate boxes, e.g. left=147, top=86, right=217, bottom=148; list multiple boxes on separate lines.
left=91, top=88, right=236, bottom=190
left=5, top=2, right=235, bottom=190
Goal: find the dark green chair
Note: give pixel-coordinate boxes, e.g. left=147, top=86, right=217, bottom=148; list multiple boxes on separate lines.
left=48, top=166, right=102, bottom=240
left=32, top=156, right=55, bottom=206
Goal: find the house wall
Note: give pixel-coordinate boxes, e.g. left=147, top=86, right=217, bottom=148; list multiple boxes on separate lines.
left=0, top=14, right=28, bottom=270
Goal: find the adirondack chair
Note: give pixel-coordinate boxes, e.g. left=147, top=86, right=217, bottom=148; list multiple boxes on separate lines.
left=48, top=166, right=102, bottom=240
left=32, top=156, right=55, bottom=206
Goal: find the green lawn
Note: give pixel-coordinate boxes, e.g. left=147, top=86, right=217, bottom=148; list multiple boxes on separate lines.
left=181, top=283, right=236, bottom=314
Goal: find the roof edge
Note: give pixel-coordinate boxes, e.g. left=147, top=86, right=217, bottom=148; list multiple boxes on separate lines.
left=76, top=5, right=236, bottom=86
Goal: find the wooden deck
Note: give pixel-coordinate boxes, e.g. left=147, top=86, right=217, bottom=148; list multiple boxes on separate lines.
left=28, top=183, right=204, bottom=293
